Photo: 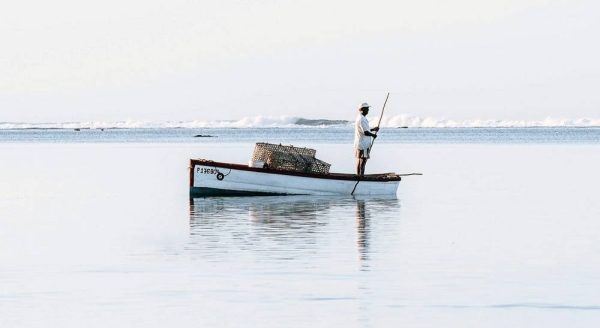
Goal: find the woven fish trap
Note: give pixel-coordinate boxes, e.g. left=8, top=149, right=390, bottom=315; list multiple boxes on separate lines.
left=252, top=143, right=330, bottom=174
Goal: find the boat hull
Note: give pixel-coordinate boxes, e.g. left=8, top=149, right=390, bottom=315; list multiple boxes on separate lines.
left=189, top=159, right=401, bottom=197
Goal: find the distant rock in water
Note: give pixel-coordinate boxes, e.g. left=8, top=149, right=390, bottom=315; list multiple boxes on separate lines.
left=194, top=134, right=216, bottom=138
left=398, top=126, right=408, bottom=129
left=295, top=118, right=350, bottom=126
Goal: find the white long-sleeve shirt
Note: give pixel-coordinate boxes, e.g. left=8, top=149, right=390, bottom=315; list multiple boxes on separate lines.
left=354, top=114, right=373, bottom=150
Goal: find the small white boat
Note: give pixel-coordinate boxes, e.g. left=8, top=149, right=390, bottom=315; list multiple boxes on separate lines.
left=189, top=158, right=401, bottom=197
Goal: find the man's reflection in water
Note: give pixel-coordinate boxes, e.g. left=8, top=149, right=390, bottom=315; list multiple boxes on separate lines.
left=356, top=199, right=370, bottom=271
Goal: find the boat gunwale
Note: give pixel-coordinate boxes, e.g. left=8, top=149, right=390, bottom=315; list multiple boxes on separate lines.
left=189, top=158, right=401, bottom=182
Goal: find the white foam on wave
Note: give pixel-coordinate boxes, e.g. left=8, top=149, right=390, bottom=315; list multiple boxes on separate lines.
left=1, top=115, right=599, bottom=129
left=0, top=116, right=301, bottom=130
left=380, top=115, right=600, bottom=128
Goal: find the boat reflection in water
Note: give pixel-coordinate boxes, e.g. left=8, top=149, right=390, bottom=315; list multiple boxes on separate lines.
left=188, top=195, right=401, bottom=266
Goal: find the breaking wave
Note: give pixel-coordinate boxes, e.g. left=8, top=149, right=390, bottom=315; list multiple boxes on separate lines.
left=381, top=115, right=600, bottom=128
left=1, top=115, right=599, bottom=130
left=0, top=117, right=350, bottom=130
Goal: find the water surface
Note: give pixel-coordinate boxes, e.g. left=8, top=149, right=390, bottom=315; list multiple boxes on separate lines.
left=1, top=130, right=599, bottom=327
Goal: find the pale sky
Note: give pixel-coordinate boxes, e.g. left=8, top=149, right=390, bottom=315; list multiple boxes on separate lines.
left=1, top=0, right=599, bottom=123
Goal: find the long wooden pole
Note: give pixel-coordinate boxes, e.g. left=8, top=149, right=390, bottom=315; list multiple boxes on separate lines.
left=370, top=92, right=390, bottom=150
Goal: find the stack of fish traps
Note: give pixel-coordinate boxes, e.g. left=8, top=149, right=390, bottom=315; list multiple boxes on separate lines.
left=252, top=143, right=331, bottom=174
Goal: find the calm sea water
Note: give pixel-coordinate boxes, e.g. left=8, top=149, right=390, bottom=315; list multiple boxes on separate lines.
left=1, top=128, right=599, bottom=327
left=2, top=126, right=600, bottom=144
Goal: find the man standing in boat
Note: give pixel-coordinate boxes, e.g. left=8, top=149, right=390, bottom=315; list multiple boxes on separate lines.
left=354, top=103, right=379, bottom=176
